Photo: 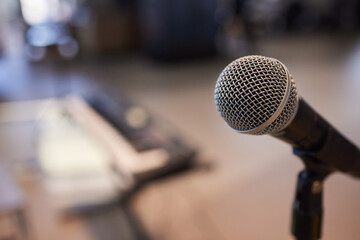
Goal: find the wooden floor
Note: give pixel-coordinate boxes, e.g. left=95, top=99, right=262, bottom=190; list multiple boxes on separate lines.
left=1, top=32, right=360, bottom=240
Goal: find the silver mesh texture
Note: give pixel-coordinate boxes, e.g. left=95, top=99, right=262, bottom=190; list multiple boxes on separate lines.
left=214, top=55, right=299, bottom=135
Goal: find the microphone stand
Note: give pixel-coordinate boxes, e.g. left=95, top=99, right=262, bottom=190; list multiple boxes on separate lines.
left=291, top=149, right=333, bottom=240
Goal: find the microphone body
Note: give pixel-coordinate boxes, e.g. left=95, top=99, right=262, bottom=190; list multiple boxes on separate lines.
left=274, top=98, right=360, bottom=177
left=214, top=55, right=360, bottom=177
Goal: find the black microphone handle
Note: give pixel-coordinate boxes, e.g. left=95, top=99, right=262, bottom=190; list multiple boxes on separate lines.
left=274, top=98, right=360, bottom=177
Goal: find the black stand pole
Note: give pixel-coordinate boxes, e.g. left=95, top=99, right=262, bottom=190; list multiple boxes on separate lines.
left=291, top=150, right=332, bottom=240
left=292, top=170, right=325, bottom=240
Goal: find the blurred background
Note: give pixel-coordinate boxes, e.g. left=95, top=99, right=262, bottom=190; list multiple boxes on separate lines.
left=0, top=0, right=360, bottom=239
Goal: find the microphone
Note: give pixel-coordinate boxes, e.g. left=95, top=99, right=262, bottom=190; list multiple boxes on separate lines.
left=214, top=55, right=360, bottom=177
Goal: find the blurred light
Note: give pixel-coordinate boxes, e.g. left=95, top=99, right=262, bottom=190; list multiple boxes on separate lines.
left=26, top=24, right=72, bottom=46
left=26, top=25, right=59, bottom=46
left=25, top=44, right=46, bottom=61
left=20, top=0, right=75, bottom=25
left=125, top=107, right=148, bottom=129
left=20, top=0, right=52, bottom=25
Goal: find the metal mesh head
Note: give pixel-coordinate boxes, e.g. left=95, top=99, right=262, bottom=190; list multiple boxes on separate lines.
left=214, top=55, right=299, bottom=135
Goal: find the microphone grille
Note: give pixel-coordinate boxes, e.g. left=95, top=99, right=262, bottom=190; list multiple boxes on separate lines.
left=214, top=55, right=299, bottom=135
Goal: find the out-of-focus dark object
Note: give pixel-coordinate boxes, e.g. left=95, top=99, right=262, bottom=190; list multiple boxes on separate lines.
left=217, top=0, right=360, bottom=40
left=236, top=0, right=288, bottom=36
left=76, top=0, right=140, bottom=55
left=215, top=0, right=255, bottom=58
left=285, top=0, right=360, bottom=31
left=238, top=0, right=360, bottom=35
left=138, top=0, right=218, bottom=61
left=0, top=162, right=28, bottom=240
